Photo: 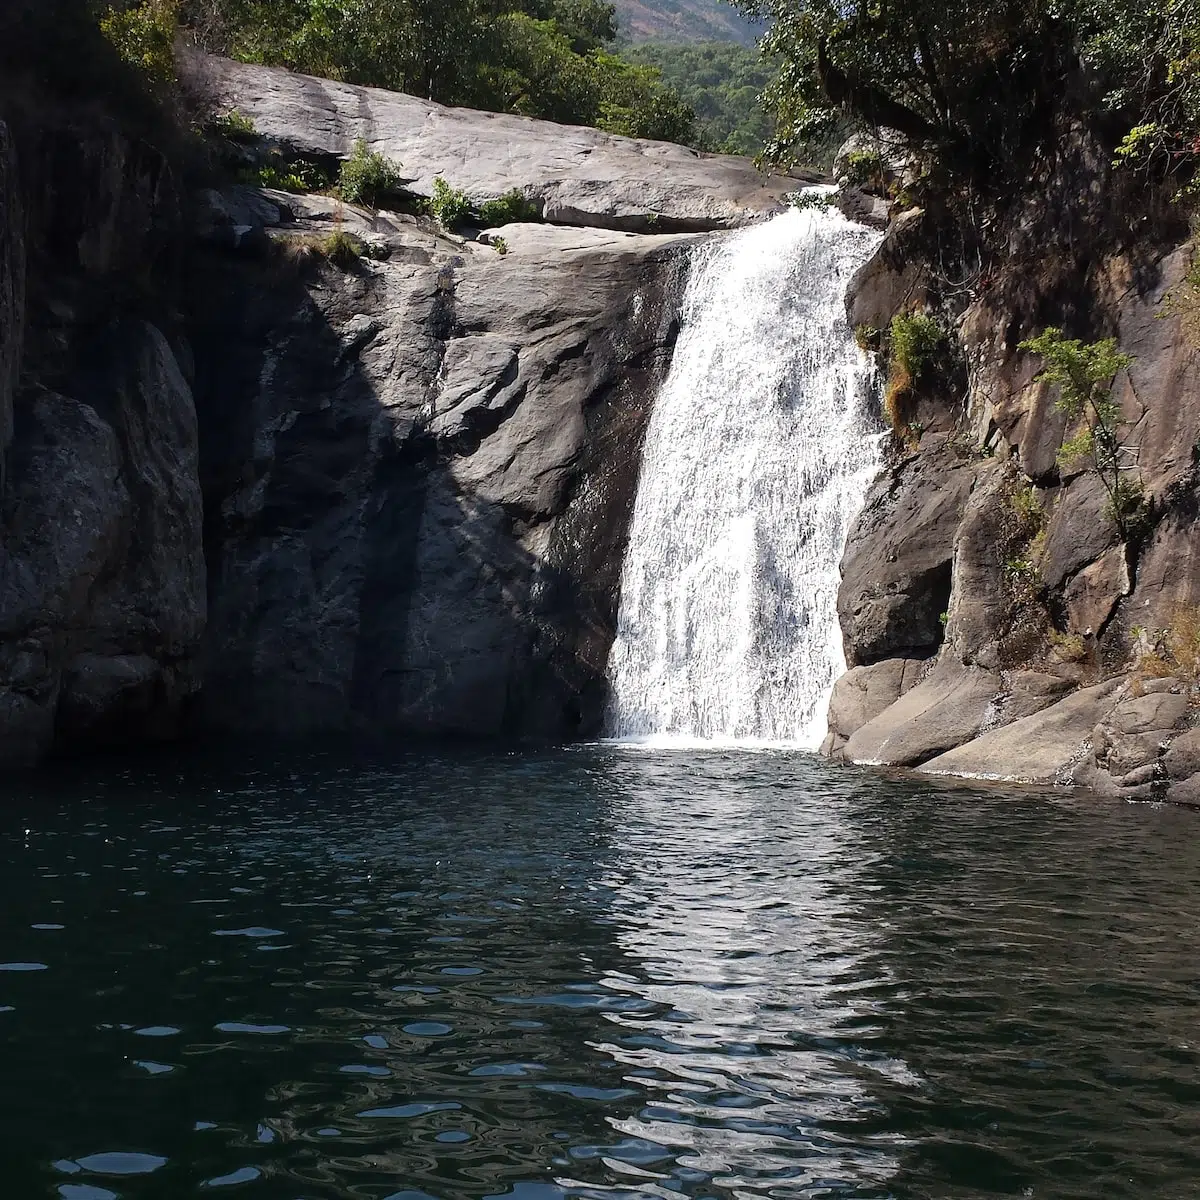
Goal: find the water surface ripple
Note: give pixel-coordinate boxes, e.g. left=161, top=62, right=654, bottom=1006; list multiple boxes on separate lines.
left=1, top=748, right=1199, bottom=1199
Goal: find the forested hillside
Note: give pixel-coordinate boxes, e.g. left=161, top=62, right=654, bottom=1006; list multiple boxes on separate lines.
left=624, top=41, right=770, bottom=155
left=612, top=0, right=760, bottom=45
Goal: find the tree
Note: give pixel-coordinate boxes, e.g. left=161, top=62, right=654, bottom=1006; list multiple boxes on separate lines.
left=734, top=0, right=1073, bottom=171
left=1019, top=329, right=1146, bottom=539
left=178, top=0, right=699, bottom=145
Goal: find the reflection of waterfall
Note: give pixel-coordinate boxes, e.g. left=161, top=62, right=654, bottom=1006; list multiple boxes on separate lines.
left=581, top=750, right=915, bottom=1193
left=607, top=206, right=883, bottom=746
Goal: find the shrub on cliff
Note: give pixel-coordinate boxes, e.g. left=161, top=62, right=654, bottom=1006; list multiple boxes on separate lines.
left=429, top=177, right=473, bottom=230
left=338, top=139, right=404, bottom=208
left=1020, top=328, right=1147, bottom=540
left=883, top=312, right=943, bottom=437
left=98, top=0, right=177, bottom=85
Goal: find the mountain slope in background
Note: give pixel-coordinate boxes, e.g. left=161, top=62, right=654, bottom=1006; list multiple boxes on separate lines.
left=613, top=0, right=762, bottom=45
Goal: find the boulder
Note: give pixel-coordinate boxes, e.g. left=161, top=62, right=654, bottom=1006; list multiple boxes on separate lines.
left=841, top=659, right=1001, bottom=766
left=918, top=678, right=1126, bottom=783
left=191, top=54, right=818, bottom=234
left=1164, top=727, right=1200, bottom=781
left=823, top=656, right=925, bottom=754
left=1126, top=496, right=1200, bottom=631
left=1039, top=473, right=1119, bottom=591
left=845, top=206, right=928, bottom=332
left=838, top=436, right=975, bottom=666
left=1063, top=544, right=1129, bottom=636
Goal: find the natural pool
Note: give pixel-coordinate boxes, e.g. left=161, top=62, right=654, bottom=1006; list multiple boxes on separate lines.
left=1, top=747, right=1198, bottom=1199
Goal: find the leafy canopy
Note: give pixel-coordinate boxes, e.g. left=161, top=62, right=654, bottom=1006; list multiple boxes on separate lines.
left=176, top=0, right=697, bottom=143
left=734, top=0, right=1200, bottom=183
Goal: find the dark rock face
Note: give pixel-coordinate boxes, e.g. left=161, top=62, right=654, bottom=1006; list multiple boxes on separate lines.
left=190, top=207, right=690, bottom=741
left=0, top=62, right=724, bottom=765
left=0, top=325, right=204, bottom=766
left=0, top=99, right=205, bottom=767
left=838, top=435, right=973, bottom=667
left=0, top=121, right=23, bottom=478
left=824, top=122, right=1200, bottom=798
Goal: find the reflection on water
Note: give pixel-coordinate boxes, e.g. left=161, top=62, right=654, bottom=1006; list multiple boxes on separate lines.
left=0, top=748, right=1199, bottom=1200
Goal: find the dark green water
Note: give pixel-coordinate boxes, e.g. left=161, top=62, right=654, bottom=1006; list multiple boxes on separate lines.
left=2, top=748, right=1199, bottom=1200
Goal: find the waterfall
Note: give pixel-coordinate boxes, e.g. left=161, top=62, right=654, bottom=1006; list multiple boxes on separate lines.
left=606, top=204, right=884, bottom=747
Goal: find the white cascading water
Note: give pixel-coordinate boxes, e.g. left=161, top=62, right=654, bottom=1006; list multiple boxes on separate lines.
left=606, top=203, right=884, bottom=747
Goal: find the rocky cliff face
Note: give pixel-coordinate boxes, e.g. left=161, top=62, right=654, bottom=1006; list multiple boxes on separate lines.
left=823, top=131, right=1200, bottom=804
left=0, top=104, right=204, bottom=767
left=191, top=202, right=691, bottom=740
left=0, top=54, right=807, bottom=765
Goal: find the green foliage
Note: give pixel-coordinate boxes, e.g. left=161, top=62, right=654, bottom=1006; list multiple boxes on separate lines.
left=209, top=108, right=257, bottom=140
left=1009, top=484, right=1043, bottom=535
left=1082, top=1, right=1200, bottom=192
left=98, top=0, right=177, bottom=85
left=319, top=229, right=366, bottom=268
left=853, top=324, right=878, bottom=352
left=889, top=312, right=943, bottom=377
left=429, top=176, right=473, bottom=230
left=338, top=138, right=404, bottom=207
left=733, top=0, right=1200, bottom=185
left=478, top=189, right=540, bottom=226
left=1159, top=249, right=1200, bottom=344
left=622, top=40, right=774, bottom=155
left=786, top=189, right=834, bottom=211
left=180, top=0, right=701, bottom=147
left=240, top=152, right=334, bottom=193
left=1020, top=328, right=1146, bottom=540
left=492, top=235, right=509, bottom=255
left=842, top=149, right=886, bottom=190
left=883, top=312, right=944, bottom=436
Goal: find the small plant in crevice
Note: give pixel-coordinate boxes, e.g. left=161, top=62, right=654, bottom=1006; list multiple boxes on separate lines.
left=1137, top=603, right=1200, bottom=684
left=209, top=109, right=257, bottom=142
left=338, top=139, right=405, bottom=208
left=239, top=152, right=335, bottom=194
left=883, top=310, right=945, bottom=436
left=1049, top=629, right=1089, bottom=664
left=429, top=176, right=473, bottom=231
left=1009, top=483, right=1043, bottom=536
left=478, top=190, right=539, bottom=227
left=841, top=148, right=887, bottom=192
left=1158, top=248, right=1200, bottom=347
left=1019, top=328, right=1147, bottom=541
left=491, top=236, right=509, bottom=256
left=854, top=324, right=880, bottom=353
left=319, top=229, right=366, bottom=269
